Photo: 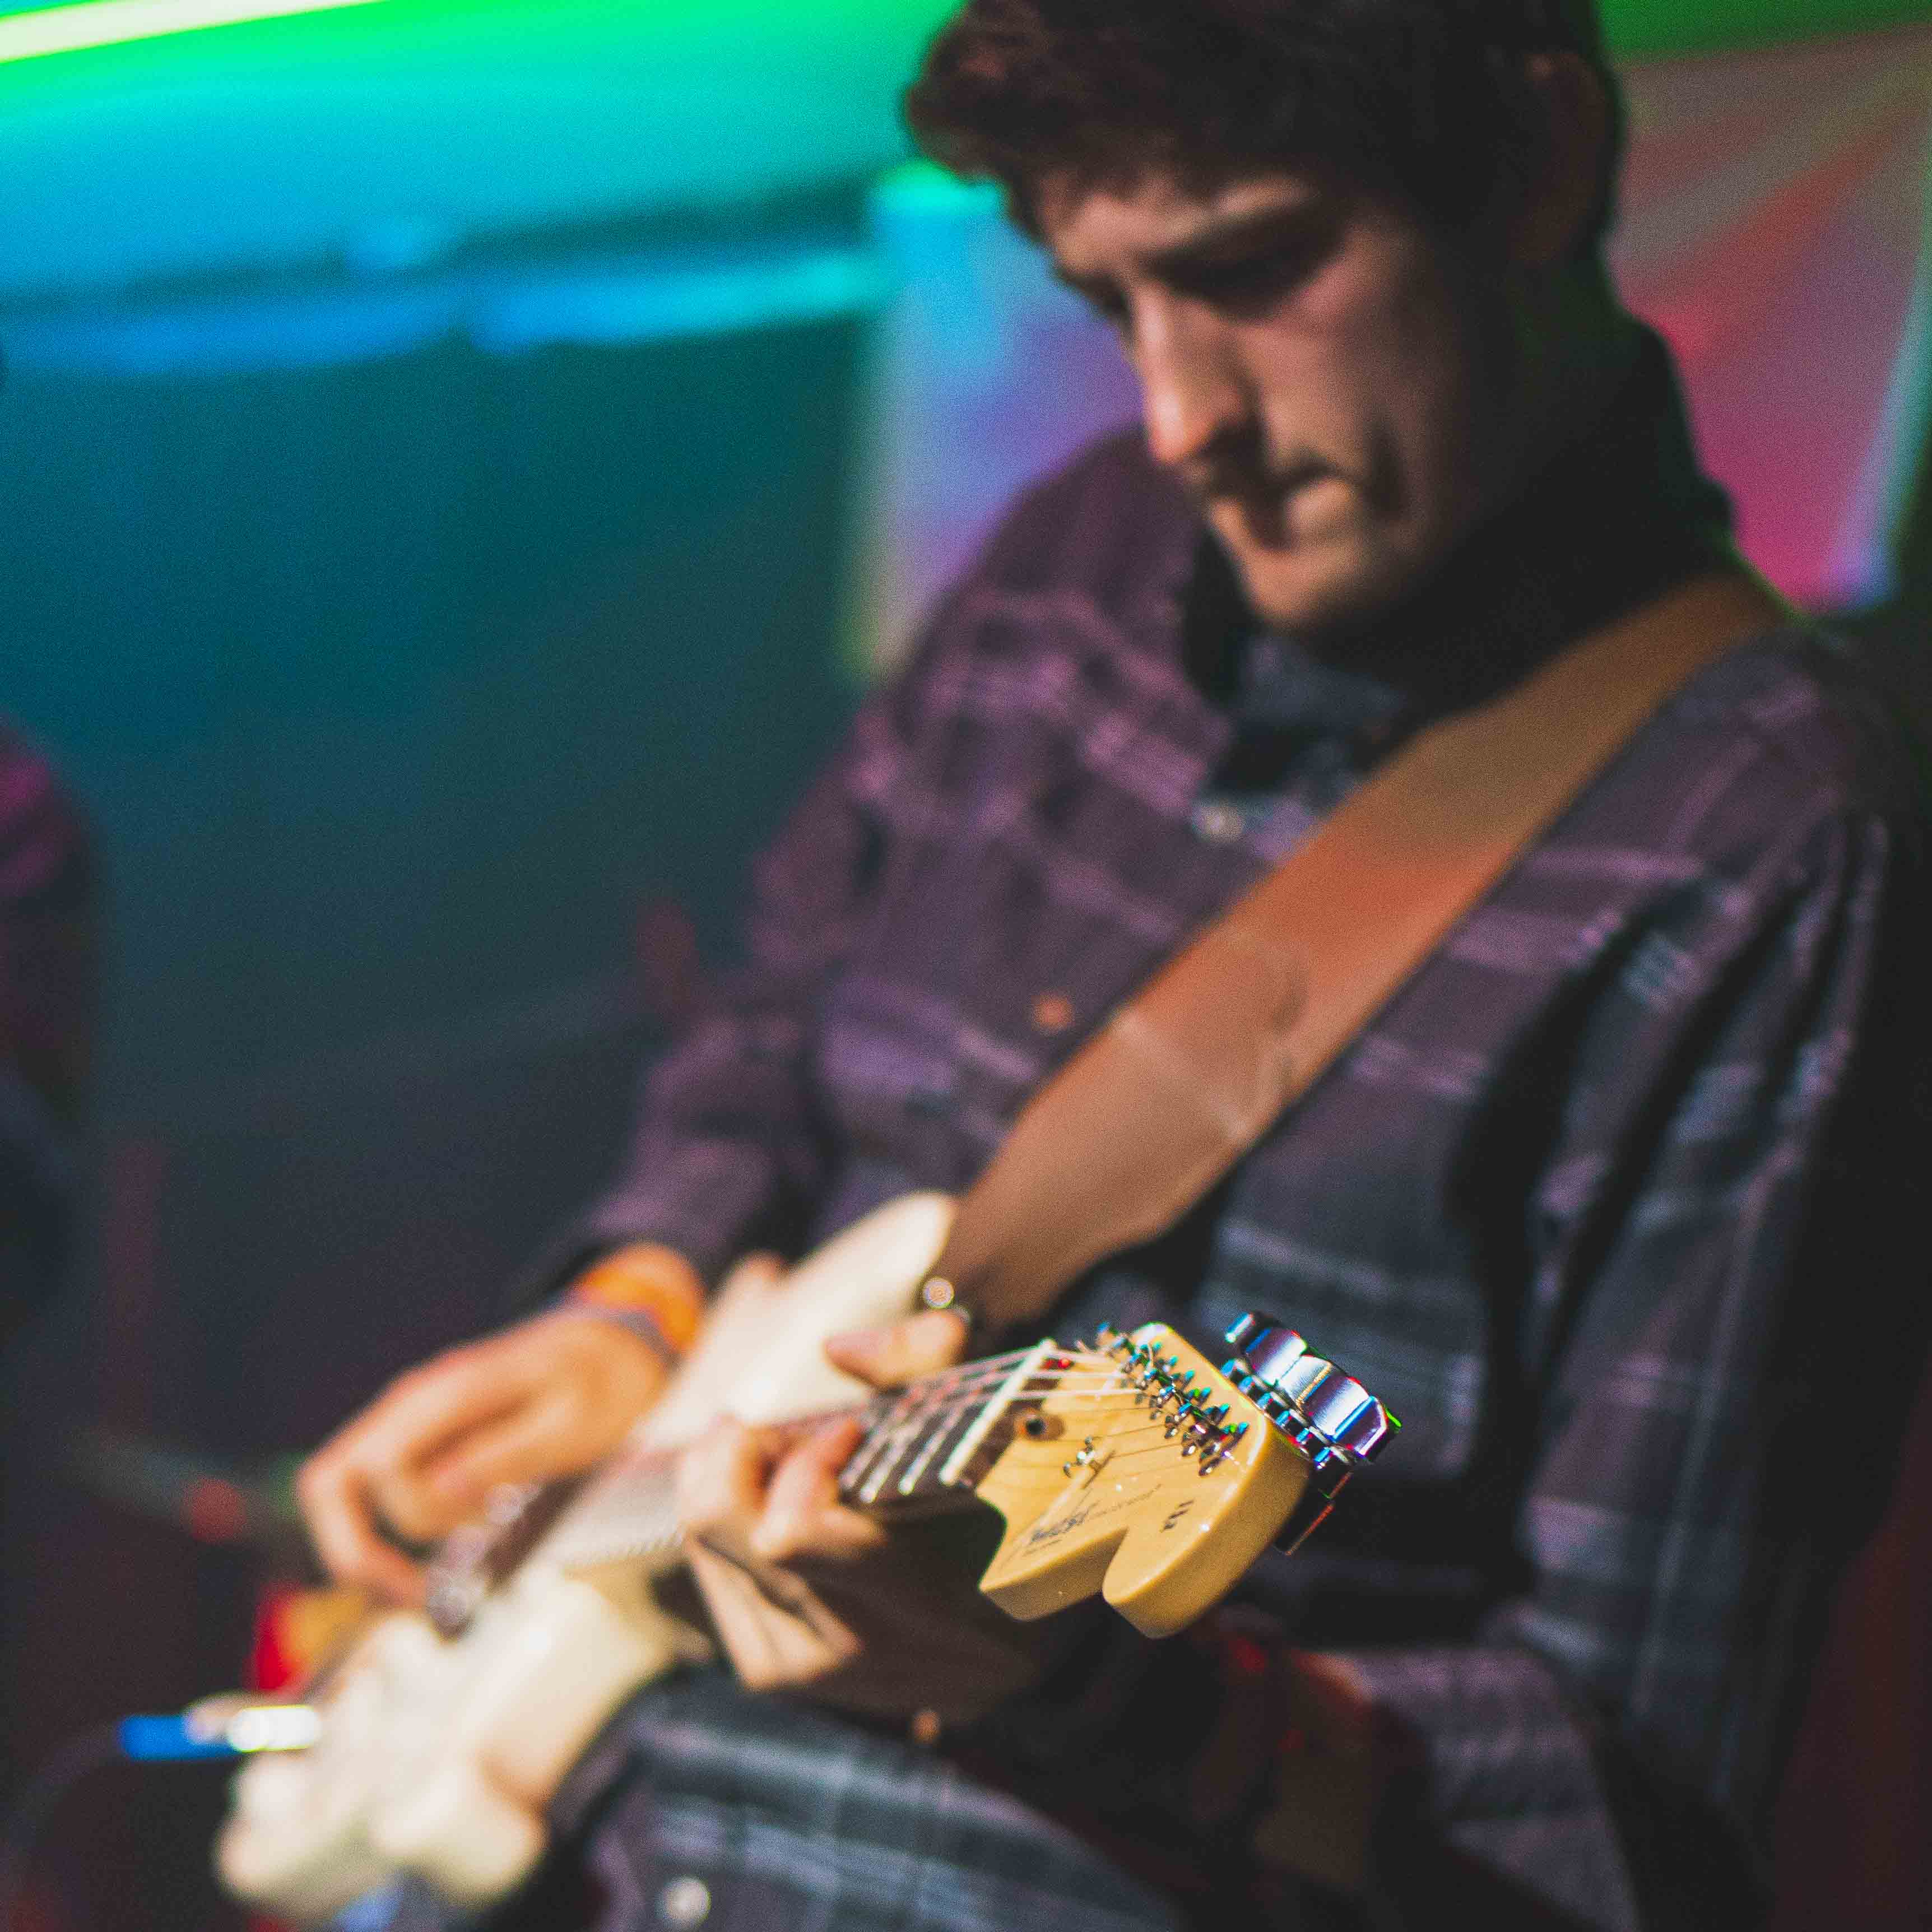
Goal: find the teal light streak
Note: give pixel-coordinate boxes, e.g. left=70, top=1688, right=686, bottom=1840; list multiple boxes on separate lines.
left=2, top=239, right=889, bottom=375
left=0, top=0, right=384, bottom=64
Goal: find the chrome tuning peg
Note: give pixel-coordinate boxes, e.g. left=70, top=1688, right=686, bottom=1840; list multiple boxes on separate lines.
left=1221, top=1313, right=1398, bottom=1495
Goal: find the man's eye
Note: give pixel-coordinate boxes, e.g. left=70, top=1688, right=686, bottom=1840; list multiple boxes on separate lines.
left=1180, top=249, right=1312, bottom=312
left=1178, top=216, right=1346, bottom=315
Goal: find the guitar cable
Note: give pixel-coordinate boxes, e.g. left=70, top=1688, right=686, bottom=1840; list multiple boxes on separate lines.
left=0, top=1697, right=318, bottom=1931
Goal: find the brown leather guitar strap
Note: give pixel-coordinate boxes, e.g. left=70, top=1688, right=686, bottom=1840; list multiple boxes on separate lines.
left=928, top=566, right=1791, bottom=1332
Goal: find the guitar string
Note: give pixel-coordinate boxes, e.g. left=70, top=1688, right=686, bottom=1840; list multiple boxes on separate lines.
left=600, top=1348, right=1096, bottom=1467
left=582, top=1414, right=1229, bottom=1518
left=532, top=1357, right=1244, bottom=1559
left=546, top=1419, right=1250, bottom=1567
left=584, top=1355, right=1131, bottom=1484
left=559, top=1375, right=1217, bottom=1506
left=551, top=1373, right=1157, bottom=1526
left=452, top=1337, right=1212, bottom=1533
left=547, top=1397, right=1243, bottom=1558
left=594, top=1342, right=1200, bottom=1473
left=567, top=1372, right=1213, bottom=1507
left=554, top=1360, right=1141, bottom=1485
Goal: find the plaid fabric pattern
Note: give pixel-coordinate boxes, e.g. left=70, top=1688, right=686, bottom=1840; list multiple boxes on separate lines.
left=490, top=354, right=1930, bottom=1932
left=367, top=1671, right=1187, bottom=1932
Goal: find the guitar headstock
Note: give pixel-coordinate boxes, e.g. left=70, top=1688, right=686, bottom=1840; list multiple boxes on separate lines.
left=973, top=1318, right=1395, bottom=1638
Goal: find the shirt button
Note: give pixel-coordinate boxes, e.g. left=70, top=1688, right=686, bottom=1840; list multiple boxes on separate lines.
left=1191, top=800, right=1246, bottom=845
left=658, top=1877, right=712, bottom=1929
left=1031, top=991, right=1075, bottom=1035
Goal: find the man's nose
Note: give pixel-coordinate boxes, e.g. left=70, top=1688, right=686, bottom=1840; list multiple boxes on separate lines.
left=1132, top=296, right=1251, bottom=473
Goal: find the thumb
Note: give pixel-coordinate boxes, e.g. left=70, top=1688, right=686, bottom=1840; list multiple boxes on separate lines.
left=729, top=1251, right=786, bottom=1289
left=824, top=1309, right=970, bottom=1390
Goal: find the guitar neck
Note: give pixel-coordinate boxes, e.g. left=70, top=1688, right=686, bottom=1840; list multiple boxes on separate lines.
left=423, top=1318, right=1395, bottom=1652
left=837, top=1341, right=1079, bottom=1516
left=427, top=1342, right=1090, bottom=1623
left=424, top=1447, right=682, bottom=1631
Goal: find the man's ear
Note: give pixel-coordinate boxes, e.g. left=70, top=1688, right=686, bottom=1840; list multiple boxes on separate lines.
left=1507, top=51, right=1617, bottom=268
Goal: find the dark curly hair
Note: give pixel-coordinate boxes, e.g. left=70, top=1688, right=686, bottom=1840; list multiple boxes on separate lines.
left=904, top=0, right=1623, bottom=248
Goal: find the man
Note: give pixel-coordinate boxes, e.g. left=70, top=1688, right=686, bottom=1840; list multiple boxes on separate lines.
left=300, top=2, right=1931, bottom=1926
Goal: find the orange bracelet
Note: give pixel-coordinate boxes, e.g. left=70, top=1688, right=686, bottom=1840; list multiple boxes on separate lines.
left=568, top=1243, right=706, bottom=1357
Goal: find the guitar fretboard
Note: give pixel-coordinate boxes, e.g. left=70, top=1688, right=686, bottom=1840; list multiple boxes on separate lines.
left=837, top=1341, right=1075, bottom=1515
left=428, top=1341, right=1100, bottom=1628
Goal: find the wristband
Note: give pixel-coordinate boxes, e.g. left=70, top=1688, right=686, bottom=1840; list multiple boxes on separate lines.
left=568, top=1243, right=706, bottom=1358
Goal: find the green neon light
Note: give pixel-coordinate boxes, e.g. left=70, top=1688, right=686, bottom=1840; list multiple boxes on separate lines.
left=0, top=0, right=386, bottom=64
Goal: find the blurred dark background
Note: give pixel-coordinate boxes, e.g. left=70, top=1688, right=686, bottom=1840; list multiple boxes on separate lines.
left=0, top=1, right=1930, bottom=1926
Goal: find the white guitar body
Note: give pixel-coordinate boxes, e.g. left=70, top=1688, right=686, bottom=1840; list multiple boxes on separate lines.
left=216, top=1192, right=956, bottom=1925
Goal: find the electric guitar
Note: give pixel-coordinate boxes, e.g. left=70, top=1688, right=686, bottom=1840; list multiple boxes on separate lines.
left=216, top=1192, right=1393, bottom=1924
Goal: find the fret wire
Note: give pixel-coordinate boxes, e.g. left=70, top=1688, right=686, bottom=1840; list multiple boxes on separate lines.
left=848, top=1363, right=1132, bottom=1429
left=879, top=1371, right=1135, bottom=1406
left=860, top=1377, right=1149, bottom=1499
left=851, top=1376, right=1138, bottom=1427
left=768, top=1347, right=1074, bottom=1461
left=877, top=1364, right=1021, bottom=1497
left=526, top=1405, right=1232, bottom=1572
left=472, top=1343, right=1229, bottom=1580
left=802, top=1378, right=1144, bottom=1455
left=858, top=1343, right=1059, bottom=1503
left=926, top=1340, right=1065, bottom=1494
left=548, top=1364, right=1149, bottom=1549
left=835, top=1352, right=1072, bottom=1479
left=838, top=1391, right=905, bottom=1490
left=840, top=1376, right=1137, bottom=1439
left=533, top=1418, right=1188, bottom=1565
left=895, top=1382, right=984, bottom=1496
left=560, top=1371, right=1147, bottom=1544
left=852, top=1353, right=1000, bottom=1504
left=886, top=1345, right=1114, bottom=1396
left=846, top=1365, right=1125, bottom=1432
left=841, top=1404, right=917, bottom=1498
left=743, top=1364, right=1113, bottom=1504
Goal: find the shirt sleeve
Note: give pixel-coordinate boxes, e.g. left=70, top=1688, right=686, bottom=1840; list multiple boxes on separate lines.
left=1327, top=797, right=1931, bottom=1930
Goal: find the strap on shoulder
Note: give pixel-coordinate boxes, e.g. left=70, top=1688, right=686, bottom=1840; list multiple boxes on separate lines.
left=933, top=568, right=1791, bottom=1332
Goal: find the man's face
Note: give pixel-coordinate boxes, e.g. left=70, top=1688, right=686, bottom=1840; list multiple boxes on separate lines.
left=1041, top=168, right=1519, bottom=639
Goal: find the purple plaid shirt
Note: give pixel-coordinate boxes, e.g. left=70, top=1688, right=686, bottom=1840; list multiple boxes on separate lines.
left=543, top=345, right=1932, bottom=1930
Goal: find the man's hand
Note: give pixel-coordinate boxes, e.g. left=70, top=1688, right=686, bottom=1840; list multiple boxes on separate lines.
left=297, top=1308, right=671, bottom=1605
left=677, top=1311, right=1071, bottom=1725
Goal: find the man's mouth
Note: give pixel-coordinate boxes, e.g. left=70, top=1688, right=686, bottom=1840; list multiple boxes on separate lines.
left=1209, top=467, right=1340, bottom=550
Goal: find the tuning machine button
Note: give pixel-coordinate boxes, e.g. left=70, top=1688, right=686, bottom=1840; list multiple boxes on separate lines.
left=1221, top=1313, right=1399, bottom=1498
